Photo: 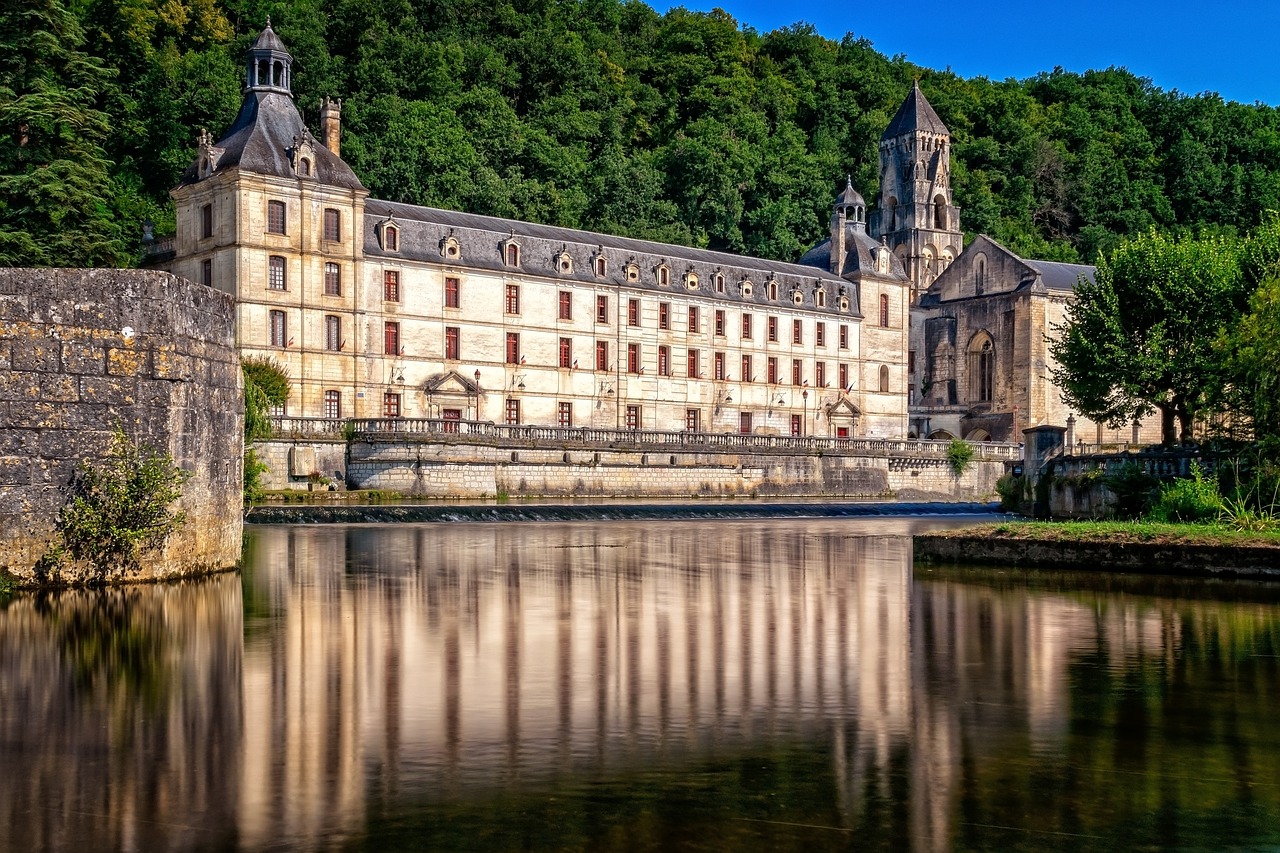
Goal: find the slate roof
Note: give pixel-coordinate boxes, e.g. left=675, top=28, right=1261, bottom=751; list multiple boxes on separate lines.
left=882, top=81, right=950, bottom=139
left=179, top=91, right=364, bottom=190
left=1023, top=258, right=1095, bottom=290
left=251, top=24, right=288, bottom=54
left=797, top=229, right=909, bottom=283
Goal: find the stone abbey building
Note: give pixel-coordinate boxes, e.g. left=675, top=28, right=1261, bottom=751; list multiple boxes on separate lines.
left=159, top=25, right=1155, bottom=445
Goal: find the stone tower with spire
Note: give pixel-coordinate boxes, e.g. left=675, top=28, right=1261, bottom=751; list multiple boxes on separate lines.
left=869, top=81, right=964, bottom=303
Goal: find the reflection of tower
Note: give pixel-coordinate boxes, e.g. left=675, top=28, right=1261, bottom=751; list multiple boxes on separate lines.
left=870, top=81, right=965, bottom=303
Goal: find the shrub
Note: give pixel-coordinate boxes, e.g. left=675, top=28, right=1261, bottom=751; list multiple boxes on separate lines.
left=995, top=473, right=1027, bottom=512
left=947, top=439, right=975, bottom=476
left=243, top=447, right=269, bottom=508
left=1103, top=462, right=1159, bottom=519
left=1148, top=462, right=1224, bottom=523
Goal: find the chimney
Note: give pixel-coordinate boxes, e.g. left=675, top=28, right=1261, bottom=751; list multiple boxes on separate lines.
left=320, top=97, right=342, bottom=157
left=830, top=207, right=845, bottom=277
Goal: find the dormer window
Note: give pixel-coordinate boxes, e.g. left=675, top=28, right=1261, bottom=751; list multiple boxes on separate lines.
left=552, top=247, right=573, bottom=274
left=714, top=272, right=725, bottom=293
left=684, top=270, right=699, bottom=290
left=768, top=280, right=778, bottom=301
left=625, top=260, right=640, bottom=282
left=381, top=222, right=399, bottom=252
left=739, top=279, right=753, bottom=298
left=657, top=264, right=670, bottom=286
left=502, top=238, right=520, bottom=267
left=816, top=288, right=826, bottom=307
left=593, top=254, right=607, bottom=276
left=299, top=158, right=311, bottom=176
left=791, top=287, right=804, bottom=306
left=440, top=234, right=462, bottom=260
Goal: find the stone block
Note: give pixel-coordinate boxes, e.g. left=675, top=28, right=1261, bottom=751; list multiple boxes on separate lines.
left=62, top=340, right=104, bottom=375
left=153, top=351, right=193, bottom=381
left=0, top=455, right=31, bottom=485
left=106, top=345, right=150, bottom=377
left=10, top=337, right=60, bottom=372
left=78, top=375, right=136, bottom=405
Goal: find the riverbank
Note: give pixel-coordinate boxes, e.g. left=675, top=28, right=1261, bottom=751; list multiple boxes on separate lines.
left=914, top=521, right=1280, bottom=578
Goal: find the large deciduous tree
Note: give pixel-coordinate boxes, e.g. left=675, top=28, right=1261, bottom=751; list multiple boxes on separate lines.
left=1050, top=229, right=1249, bottom=444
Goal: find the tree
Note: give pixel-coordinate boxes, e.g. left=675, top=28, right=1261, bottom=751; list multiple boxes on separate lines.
left=1050, top=229, right=1248, bottom=444
left=0, top=0, right=123, bottom=266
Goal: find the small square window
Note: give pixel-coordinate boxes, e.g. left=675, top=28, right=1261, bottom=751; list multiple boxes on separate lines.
left=383, top=392, right=401, bottom=418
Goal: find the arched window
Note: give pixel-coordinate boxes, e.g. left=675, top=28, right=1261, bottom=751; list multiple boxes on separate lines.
left=885, top=197, right=898, bottom=230
left=934, top=194, right=947, bottom=230
left=879, top=293, right=889, bottom=327
left=975, top=258, right=986, bottom=295
left=383, top=225, right=398, bottom=252
left=878, top=365, right=890, bottom=393
left=968, top=334, right=995, bottom=403
left=506, top=243, right=520, bottom=266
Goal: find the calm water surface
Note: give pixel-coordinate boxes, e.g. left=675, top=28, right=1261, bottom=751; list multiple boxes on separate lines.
left=2, top=517, right=1279, bottom=852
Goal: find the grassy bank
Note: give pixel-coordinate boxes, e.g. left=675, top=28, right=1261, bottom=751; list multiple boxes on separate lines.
left=974, top=519, right=1280, bottom=547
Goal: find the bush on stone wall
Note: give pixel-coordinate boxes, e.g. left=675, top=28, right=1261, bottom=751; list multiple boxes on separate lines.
left=947, top=439, right=975, bottom=477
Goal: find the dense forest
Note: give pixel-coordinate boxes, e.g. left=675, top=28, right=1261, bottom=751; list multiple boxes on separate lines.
left=7, top=0, right=1280, bottom=268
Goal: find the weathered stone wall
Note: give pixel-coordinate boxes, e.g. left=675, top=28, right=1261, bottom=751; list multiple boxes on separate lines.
left=0, top=269, right=242, bottom=585
left=342, top=439, right=1003, bottom=500
left=252, top=437, right=348, bottom=490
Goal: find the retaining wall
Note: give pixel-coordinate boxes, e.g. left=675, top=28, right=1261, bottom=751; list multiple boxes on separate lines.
left=0, top=269, right=242, bottom=585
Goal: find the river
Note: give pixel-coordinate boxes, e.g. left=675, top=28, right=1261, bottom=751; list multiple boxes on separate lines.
left=1, top=515, right=1278, bottom=851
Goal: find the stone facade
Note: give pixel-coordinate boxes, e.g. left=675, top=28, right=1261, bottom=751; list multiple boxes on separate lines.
left=156, top=25, right=911, bottom=440
left=0, top=269, right=242, bottom=585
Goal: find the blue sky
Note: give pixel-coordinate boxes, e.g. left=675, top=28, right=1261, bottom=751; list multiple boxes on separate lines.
left=649, top=0, right=1280, bottom=106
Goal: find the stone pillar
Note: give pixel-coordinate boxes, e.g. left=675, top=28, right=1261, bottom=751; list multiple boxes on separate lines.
left=1023, top=425, right=1067, bottom=519
left=320, top=97, right=341, bottom=157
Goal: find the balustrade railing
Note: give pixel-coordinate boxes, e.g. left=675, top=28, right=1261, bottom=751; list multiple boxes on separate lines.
left=269, top=417, right=1022, bottom=460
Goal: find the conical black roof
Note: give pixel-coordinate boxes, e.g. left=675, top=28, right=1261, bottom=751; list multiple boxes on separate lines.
left=882, top=80, right=949, bottom=139
left=251, top=23, right=288, bottom=53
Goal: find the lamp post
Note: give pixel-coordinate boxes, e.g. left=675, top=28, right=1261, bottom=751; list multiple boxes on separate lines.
left=802, top=389, right=808, bottom=437
left=473, top=369, right=482, bottom=421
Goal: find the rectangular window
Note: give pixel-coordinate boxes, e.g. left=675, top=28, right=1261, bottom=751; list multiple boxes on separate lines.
left=792, top=319, right=803, bottom=345
left=739, top=412, right=752, bottom=434
left=324, top=390, right=341, bottom=419
left=792, top=359, right=803, bottom=386
left=200, top=259, right=212, bottom=287
left=505, top=398, right=521, bottom=425
left=687, top=348, right=700, bottom=378
left=659, top=302, right=670, bottom=330
left=625, top=405, right=640, bottom=430
left=686, top=409, right=701, bottom=432
left=267, top=200, right=286, bottom=234
left=445, top=276, right=460, bottom=308
left=384, top=321, right=400, bottom=356
left=596, top=295, right=609, bottom=323
left=324, top=262, right=341, bottom=296
left=688, top=306, right=699, bottom=333
left=816, top=322, right=826, bottom=348
left=658, top=345, right=670, bottom=376
left=839, top=324, right=849, bottom=349
left=714, top=351, right=726, bottom=381
left=558, top=402, right=573, bottom=428
left=200, top=204, right=213, bottom=239
left=768, top=316, right=778, bottom=342
left=815, top=361, right=826, bottom=388
left=627, top=343, right=640, bottom=374
left=909, top=350, right=916, bottom=373
left=628, top=298, right=640, bottom=326
left=323, top=208, right=340, bottom=241
left=839, top=362, right=849, bottom=390
left=325, top=315, right=341, bottom=351
left=383, top=392, right=401, bottom=418
left=741, top=354, right=752, bottom=383
left=767, top=357, right=778, bottom=385
left=268, top=255, right=286, bottom=291
left=506, top=332, right=520, bottom=364
left=506, top=284, right=520, bottom=315
left=445, top=326, right=460, bottom=360
left=714, top=310, right=725, bottom=336
left=384, top=270, right=400, bottom=302
left=595, top=340, right=608, bottom=371
left=791, top=414, right=802, bottom=437
left=559, top=290, right=572, bottom=320
left=559, top=336, right=572, bottom=368
left=742, top=313, right=752, bottom=340
left=269, top=310, right=286, bottom=348
left=880, top=293, right=890, bottom=327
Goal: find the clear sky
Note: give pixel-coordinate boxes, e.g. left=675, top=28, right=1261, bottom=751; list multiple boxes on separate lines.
left=649, top=0, right=1280, bottom=107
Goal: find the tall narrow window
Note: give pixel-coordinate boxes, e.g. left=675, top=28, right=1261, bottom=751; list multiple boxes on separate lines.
left=324, top=390, right=341, bottom=419
left=505, top=244, right=520, bottom=266
left=384, top=225, right=398, bottom=251
left=506, top=284, right=520, bottom=315
left=879, top=293, right=890, bottom=327
left=768, top=316, right=778, bottom=342
left=445, top=326, right=460, bottom=360
left=658, top=345, right=670, bottom=376
left=324, top=315, right=341, bottom=351
left=715, top=272, right=725, bottom=293
left=971, top=339, right=995, bottom=402
left=741, top=354, right=752, bottom=383
left=267, top=200, right=286, bottom=234
left=627, top=343, right=640, bottom=373
left=816, top=322, right=826, bottom=347
left=384, top=270, right=400, bottom=301
left=558, top=402, right=573, bottom=427
left=838, top=363, right=849, bottom=390
left=815, top=361, right=826, bottom=388
left=715, top=310, right=725, bottom=336
left=268, top=256, right=286, bottom=291
left=686, top=409, right=701, bottom=432
left=625, top=405, right=640, bottom=430
left=742, top=313, right=752, bottom=340
left=559, top=291, right=572, bottom=320
left=506, top=398, right=521, bottom=424
left=595, top=340, right=608, bottom=371
left=559, top=337, right=572, bottom=368
left=658, top=266, right=670, bottom=286
left=384, top=322, right=400, bottom=355
left=200, top=259, right=212, bottom=287
left=839, top=324, right=849, bottom=349
left=767, top=357, right=778, bottom=385
left=628, top=298, right=640, bottom=326
left=659, top=302, right=670, bottom=330
left=323, top=208, right=341, bottom=241
left=445, top=276, right=460, bottom=308
left=739, top=412, right=752, bottom=434
left=200, top=204, right=213, bottom=239
left=324, top=262, right=341, bottom=296
left=506, top=332, right=520, bottom=364
left=792, top=359, right=803, bottom=386
left=595, top=256, right=607, bottom=276
left=688, top=306, right=699, bottom=333
left=596, top=295, right=609, bottom=323
left=714, top=351, right=726, bottom=380
left=383, top=393, right=401, bottom=417
left=687, top=349, right=700, bottom=378
left=269, top=310, right=286, bottom=348
left=792, top=319, right=803, bottom=344
left=879, top=365, right=890, bottom=393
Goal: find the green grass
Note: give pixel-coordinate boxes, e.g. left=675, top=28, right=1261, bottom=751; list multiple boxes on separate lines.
left=975, top=519, right=1280, bottom=547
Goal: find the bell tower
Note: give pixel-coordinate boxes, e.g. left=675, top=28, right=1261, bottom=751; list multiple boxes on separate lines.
left=869, top=81, right=964, bottom=302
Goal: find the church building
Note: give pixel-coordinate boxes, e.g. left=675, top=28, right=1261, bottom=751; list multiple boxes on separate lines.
left=157, top=24, right=911, bottom=438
